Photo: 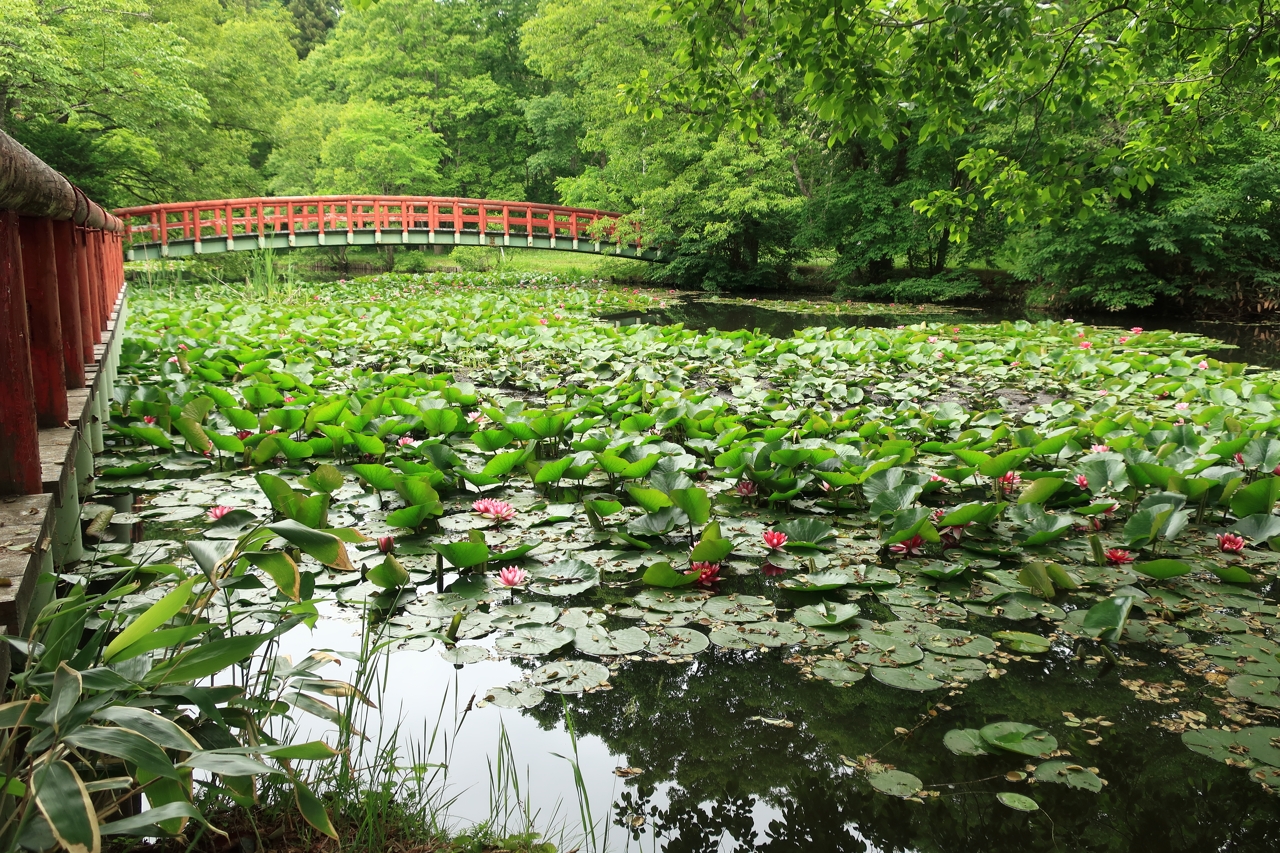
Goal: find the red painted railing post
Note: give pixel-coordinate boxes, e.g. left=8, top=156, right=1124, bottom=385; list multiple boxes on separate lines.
left=0, top=210, right=41, bottom=495
left=17, top=216, right=68, bottom=427
left=51, top=220, right=85, bottom=389
left=74, top=227, right=95, bottom=357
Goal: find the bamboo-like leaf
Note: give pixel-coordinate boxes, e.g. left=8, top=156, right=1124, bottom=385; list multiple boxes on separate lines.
left=103, top=577, right=197, bottom=663
left=33, top=761, right=99, bottom=853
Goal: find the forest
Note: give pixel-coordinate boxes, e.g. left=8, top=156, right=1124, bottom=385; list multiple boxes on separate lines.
left=5, top=0, right=1280, bottom=311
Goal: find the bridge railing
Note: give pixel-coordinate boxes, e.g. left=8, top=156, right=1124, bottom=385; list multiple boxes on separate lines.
left=114, top=196, right=648, bottom=254
left=1, top=130, right=125, bottom=495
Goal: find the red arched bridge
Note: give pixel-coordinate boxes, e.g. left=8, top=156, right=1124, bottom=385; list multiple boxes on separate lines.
left=115, top=196, right=662, bottom=262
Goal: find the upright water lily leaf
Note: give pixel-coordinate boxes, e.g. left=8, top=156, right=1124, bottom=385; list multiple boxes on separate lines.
left=1231, top=476, right=1280, bottom=517
left=643, top=561, right=699, bottom=588
left=269, top=520, right=356, bottom=571
left=1081, top=595, right=1136, bottom=643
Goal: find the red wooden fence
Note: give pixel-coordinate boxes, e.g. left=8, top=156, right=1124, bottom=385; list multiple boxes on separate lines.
left=0, top=131, right=124, bottom=495
left=115, top=196, right=647, bottom=254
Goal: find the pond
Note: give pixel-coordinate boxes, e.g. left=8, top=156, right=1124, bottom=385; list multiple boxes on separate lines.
left=88, top=273, right=1280, bottom=852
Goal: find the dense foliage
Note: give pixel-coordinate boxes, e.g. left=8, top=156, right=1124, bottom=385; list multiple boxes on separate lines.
left=7, top=0, right=1280, bottom=309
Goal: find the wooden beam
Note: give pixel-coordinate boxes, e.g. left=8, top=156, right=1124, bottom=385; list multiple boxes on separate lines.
left=0, top=210, right=41, bottom=494
left=51, top=220, right=85, bottom=388
left=18, top=216, right=67, bottom=427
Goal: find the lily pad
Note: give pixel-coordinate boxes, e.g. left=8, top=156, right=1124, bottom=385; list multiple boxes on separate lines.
left=811, top=659, right=866, bottom=685
left=868, top=769, right=922, bottom=798
left=709, top=620, right=805, bottom=649
left=1226, top=675, right=1280, bottom=708
left=489, top=602, right=559, bottom=628
left=439, top=644, right=489, bottom=665
left=778, top=571, right=853, bottom=592
left=993, top=631, right=1053, bottom=653
left=574, top=626, right=649, bottom=656
left=702, top=595, right=775, bottom=622
left=980, top=722, right=1058, bottom=757
left=794, top=601, right=860, bottom=629
left=495, top=624, right=577, bottom=656
left=944, top=728, right=992, bottom=756
left=1033, top=760, right=1104, bottom=792
left=644, top=626, right=708, bottom=656
left=997, top=792, right=1039, bottom=812
left=870, top=665, right=946, bottom=692
left=530, top=660, right=610, bottom=693
left=479, top=682, right=546, bottom=710
left=918, top=629, right=997, bottom=658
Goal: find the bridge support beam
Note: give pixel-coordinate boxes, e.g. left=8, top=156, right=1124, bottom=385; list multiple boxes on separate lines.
left=52, top=220, right=85, bottom=389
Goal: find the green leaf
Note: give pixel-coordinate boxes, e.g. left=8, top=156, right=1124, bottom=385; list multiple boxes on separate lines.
left=627, top=485, right=673, bottom=513
left=1133, top=559, right=1195, bottom=580
left=92, top=707, right=202, bottom=752
left=642, top=561, right=698, bottom=588
left=293, top=777, right=338, bottom=839
left=1018, top=476, right=1064, bottom=505
left=145, top=633, right=275, bottom=686
left=533, top=455, right=575, bottom=484
left=103, top=577, right=197, bottom=663
left=978, top=448, right=1032, bottom=478
left=368, top=555, right=410, bottom=589
left=101, top=802, right=208, bottom=837
left=33, top=761, right=99, bottom=853
left=1231, top=476, right=1280, bottom=517
left=246, top=552, right=302, bottom=600
left=174, top=417, right=211, bottom=454
left=63, top=726, right=179, bottom=779
left=689, top=538, right=733, bottom=563
left=1081, top=595, right=1135, bottom=643
left=431, top=541, right=490, bottom=569
left=268, top=519, right=355, bottom=571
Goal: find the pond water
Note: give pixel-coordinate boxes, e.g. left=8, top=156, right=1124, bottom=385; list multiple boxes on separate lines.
left=95, top=281, right=1280, bottom=853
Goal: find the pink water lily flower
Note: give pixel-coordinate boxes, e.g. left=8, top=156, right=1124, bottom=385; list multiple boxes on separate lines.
left=1197, top=360, right=1209, bottom=369
left=397, top=436, right=419, bottom=447
left=1075, top=474, right=1089, bottom=489
left=1235, top=452, right=1246, bottom=465
left=142, top=415, right=157, bottom=425
left=1218, top=533, right=1246, bottom=554
left=1118, top=336, right=1129, bottom=344
left=498, top=566, right=529, bottom=587
left=236, top=429, right=253, bottom=440
left=473, top=498, right=516, bottom=523
left=735, top=480, right=758, bottom=497
left=1175, top=402, right=1190, bottom=410
left=997, top=471, right=1021, bottom=493
left=687, top=561, right=721, bottom=587
left=1130, top=327, right=1143, bottom=334
left=167, top=356, right=179, bottom=363
left=207, top=505, right=235, bottom=521
left=1106, top=548, right=1134, bottom=565
left=889, top=535, right=926, bottom=557
left=927, top=336, right=938, bottom=343
left=763, top=530, right=788, bottom=550
left=1091, top=444, right=1109, bottom=453
left=1079, top=341, right=1092, bottom=349
left=378, top=536, right=395, bottom=554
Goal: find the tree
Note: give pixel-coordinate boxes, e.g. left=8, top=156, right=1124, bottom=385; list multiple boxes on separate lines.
left=287, top=0, right=339, bottom=59
left=651, top=1, right=1280, bottom=237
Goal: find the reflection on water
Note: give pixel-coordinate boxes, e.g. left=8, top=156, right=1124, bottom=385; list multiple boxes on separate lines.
left=606, top=298, right=1280, bottom=369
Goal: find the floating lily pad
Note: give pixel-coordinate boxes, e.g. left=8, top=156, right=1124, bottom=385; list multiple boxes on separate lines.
left=633, top=589, right=707, bottom=612
left=708, top=620, right=805, bottom=650
left=868, top=769, right=922, bottom=798
left=993, top=631, right=1053, bottom=653
left=1226, top=675, right=1280, bottom=708
left=556, top=607, right=608, bottom=629
left=439, top=644, right=489, bottom=665
left=644, top=626, right=709, bottom=656
left=574, top=626, right=649, bottom=656
left=997, top=792, right=1039, bottom=812
left=530, top=660, right=610, bottom=693
left=495, top=624, right=576, bottom=656
left=920, top=654, right=988, bottom=683
left=812, top=659, right=866, bottom=685
left=918, top=629, right=997, bottom=658
left=489, top=602, right=559, bottom=627
left=980, top=722, right=1058, bottom=757
left=794, top=601, right=860, bottom=628
left=479, top=682, right=546, bottom=710
left=842, top=635, right=924, bottom=667
left=778, top=571, right=853, bottom=592
left=1033, top=760, right=1103, bottom=792
left=944, top=728, right=992, bottom=756
left=870, top=665, right=945, bottom=692
left=702, top=595, right=775, bottom=622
